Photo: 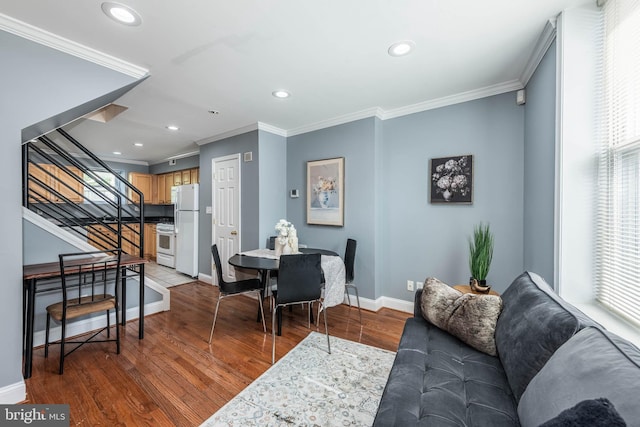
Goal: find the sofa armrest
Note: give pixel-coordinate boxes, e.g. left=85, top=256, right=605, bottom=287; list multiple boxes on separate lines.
left=414, top=289, right=423, bottom=318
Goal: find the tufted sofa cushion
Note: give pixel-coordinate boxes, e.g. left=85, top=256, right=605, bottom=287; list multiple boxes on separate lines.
left=494, top=272, right=599, bottom=402
left=373, top=317, right=519, bottom=426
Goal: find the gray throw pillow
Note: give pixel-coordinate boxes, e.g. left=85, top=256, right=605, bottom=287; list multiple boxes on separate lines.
left=421, top=277, right=503, bottom=356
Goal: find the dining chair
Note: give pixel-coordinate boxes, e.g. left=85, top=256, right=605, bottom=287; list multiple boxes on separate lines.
left=344, top=238, right=361, bottom=323
left=209, top=244, right=266, bottom=343
left=45, top=249, right=122, bottom=375
left=272, top=253, right=330, bottom=364
left=268, top=236, right=277, bottom=250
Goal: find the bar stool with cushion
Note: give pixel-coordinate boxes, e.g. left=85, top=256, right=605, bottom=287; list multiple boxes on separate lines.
left=45, top=249, right=122, bottom=375
left=209, top=244, right=266, bottom=343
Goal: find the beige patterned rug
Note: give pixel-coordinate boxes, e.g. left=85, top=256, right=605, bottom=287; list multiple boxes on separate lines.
left=201, top=332, right=396, bottom=427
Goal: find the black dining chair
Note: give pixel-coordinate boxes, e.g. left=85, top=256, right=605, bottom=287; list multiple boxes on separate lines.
left=344, top=238, right=361, bottom=323
left=209, top=244, right=266, bottom=343
left=45, top=249, right=122, bottom=375
left=272, top=253, right=330, bottom=364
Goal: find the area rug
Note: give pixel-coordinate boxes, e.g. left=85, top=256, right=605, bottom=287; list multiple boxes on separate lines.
left=201, top=332, right=396, bottom=426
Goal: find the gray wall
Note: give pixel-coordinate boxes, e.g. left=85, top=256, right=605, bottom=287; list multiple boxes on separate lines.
left=2, top=30, right=136, bottom=393
left=258, top=130, right=288, bottom=248
left=523, top=41, right=557, bottom=286
left=287, top=119, right=378, bottom=298
left=198, top=131, right=260, bottom=274
left=382, top=93, right=525, bottom=298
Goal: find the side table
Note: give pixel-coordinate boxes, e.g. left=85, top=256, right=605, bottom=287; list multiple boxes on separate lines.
left=453, top=284, right=500, bottom=296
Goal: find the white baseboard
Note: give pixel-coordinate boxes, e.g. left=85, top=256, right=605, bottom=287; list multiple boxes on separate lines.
left=0, top=380, right=26, bottom=404
left=198, top=272, right=212, bottom=284
left=342, top=293, right=414, bottom=314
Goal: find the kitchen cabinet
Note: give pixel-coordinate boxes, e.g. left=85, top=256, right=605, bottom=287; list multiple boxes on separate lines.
left=151, top=168, right=199, bottom=205
left=129, top=172, right=153, bottom=204
left=53, top=166, right=84, bottom=203
left=144, top=223, right=157, bottom=260
left=86, top=224, right=117, bottom=250
left=122, top=224, right=141, bottom=256
left=28, top=164, right=84, bottom=203
left=173, top=172, right=182, bottom=186
left=181, top=169, right=192, bottom=185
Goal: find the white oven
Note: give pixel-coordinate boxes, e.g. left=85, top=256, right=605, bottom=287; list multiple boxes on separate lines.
left=156, top=223, right=176, bottom=268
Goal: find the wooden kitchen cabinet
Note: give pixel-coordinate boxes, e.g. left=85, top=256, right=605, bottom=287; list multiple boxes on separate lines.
left=129, top=172, right=153, bottom=204
left=52, top=166, right=84, bottom=203
left=173, top=172, right=182, bottom=186
left=86, top=224, right=117, bottom=250
left=181, top=169, right=192, bottom=185
left=191, top=168, right=199, bottom=184
left=28, top=164, right=84, bottom=203
left=144, top=223, right=157, bottom=259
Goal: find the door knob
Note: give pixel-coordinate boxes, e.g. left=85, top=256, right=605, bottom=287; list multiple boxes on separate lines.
left=230, top=230, right=238, bottom=235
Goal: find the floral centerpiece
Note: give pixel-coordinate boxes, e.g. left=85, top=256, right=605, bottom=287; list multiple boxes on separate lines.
left=274, top=219, right=298, bottom=255
left=431, top=157, right=471, bottom=201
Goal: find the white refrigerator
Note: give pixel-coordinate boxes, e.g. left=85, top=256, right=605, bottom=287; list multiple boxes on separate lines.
left=174, top=184, right=199, bottom=277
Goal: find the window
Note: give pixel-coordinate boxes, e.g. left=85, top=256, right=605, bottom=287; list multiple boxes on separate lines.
left=595, top=0, right=640, bottom=326
left=83, top=170, right=123, bottom=203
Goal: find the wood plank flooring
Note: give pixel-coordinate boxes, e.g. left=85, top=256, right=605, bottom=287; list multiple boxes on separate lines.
left=24, top=281, right=411, bottom=426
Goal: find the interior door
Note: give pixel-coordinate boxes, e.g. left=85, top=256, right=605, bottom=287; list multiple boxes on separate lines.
left=212, top=154, right=240, bottom=283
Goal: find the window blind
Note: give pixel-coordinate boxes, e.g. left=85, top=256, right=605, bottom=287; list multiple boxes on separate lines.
left=595, top=0, right=640, bottom=326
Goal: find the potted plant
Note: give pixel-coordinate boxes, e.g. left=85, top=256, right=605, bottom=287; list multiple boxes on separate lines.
left=468, top=223, right=494, bottom=293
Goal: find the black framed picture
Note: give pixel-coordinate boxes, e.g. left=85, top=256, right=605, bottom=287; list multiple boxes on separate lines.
left=430, top=155, right=473, bottom=204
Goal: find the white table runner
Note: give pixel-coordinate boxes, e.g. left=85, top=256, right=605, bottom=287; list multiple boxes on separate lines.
left=239, top=249, right=346, bottom=308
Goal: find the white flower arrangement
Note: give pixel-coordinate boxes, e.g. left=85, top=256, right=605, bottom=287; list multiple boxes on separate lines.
left=275, top=219, right=296, bottom=245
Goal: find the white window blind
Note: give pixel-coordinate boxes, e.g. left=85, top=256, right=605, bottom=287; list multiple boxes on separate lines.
left=595, top=0, right=640, bottom=326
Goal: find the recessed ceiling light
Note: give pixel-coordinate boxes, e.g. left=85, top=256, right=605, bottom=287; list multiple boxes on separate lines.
left=388, top=40, right=415, bottom=57
left=113, top=151, right=122, bottom=155
left=166, top=125, right=179, bottom=131
left=272, top=90, right=291, bottom=99
left=101, top=2, right=142, bottom=26
left=133, top=142, right=144, bottom=147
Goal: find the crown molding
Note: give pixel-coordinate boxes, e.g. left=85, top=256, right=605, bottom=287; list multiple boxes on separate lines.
left=0, top=13, right=148, bottom=78
left=380, top=80, right=524, bottom=121
left=257, top=122, right=287, bottom=137
left=195, top=123, right=259, bottom=146
left=520, top=18, right=558, bottom=87
left=287, top=107, right=383, bottom=137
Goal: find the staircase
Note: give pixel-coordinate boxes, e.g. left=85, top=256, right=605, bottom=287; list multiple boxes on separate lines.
left=22, top=128, right=144, bottom=256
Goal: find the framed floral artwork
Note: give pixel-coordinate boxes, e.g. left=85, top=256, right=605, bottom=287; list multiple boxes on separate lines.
left=430, top=155, right=473, bottom=204
left=307, top=157, right=344, bottom=226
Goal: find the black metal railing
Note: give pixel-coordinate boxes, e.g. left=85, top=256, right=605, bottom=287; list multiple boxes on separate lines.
left=22, top=128, right=144, bottom=258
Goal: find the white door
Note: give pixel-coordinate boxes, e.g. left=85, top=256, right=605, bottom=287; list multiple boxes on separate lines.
left=212, top=154, right=241, bottom=283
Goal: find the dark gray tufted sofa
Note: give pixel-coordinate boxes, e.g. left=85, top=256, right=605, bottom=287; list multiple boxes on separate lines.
left=373, top=271, right=640, bottom=426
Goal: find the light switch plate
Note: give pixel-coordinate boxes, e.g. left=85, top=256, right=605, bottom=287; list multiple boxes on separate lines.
left=205, top=206, right=212, bottom=214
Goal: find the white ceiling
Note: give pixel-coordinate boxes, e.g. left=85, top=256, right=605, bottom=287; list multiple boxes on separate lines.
left=1, top=0, right=594, bottom=165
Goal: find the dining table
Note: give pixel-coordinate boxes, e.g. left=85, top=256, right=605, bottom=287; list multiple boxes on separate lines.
left=228, top=247, right=346, bottom=334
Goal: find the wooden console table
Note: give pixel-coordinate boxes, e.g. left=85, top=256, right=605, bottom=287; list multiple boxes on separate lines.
left=22, top=254, right=148, bottom=379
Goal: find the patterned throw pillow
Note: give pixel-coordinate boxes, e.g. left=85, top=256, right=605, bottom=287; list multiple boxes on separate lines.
left=420, top=277, right=503, bottom=356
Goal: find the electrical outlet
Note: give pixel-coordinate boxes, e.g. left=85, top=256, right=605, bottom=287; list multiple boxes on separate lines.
left=407, top=280, right=414, bottom=291
left=416, top=281, right=424, bottom=290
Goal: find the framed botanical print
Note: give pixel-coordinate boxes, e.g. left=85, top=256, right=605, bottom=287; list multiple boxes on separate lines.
left=307, top=157, right=344, bottom=226
left=430, top=155, right=473, bottom=204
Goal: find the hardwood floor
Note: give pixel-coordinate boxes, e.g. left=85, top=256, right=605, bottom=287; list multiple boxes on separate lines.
left=24, top=281, right=411, bottom=426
